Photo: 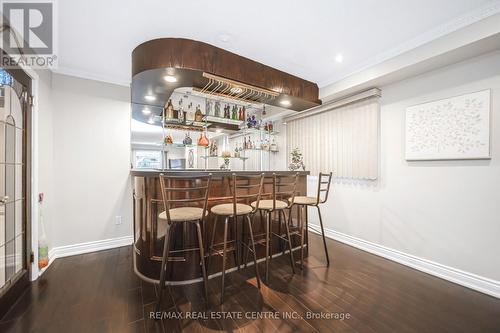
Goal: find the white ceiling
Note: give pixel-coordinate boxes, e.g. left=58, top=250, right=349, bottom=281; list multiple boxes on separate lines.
left=56, top=0, right=499, bottom=88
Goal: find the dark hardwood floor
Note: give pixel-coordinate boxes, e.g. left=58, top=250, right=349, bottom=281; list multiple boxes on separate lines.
left=1, top=233, right=499, bottom=332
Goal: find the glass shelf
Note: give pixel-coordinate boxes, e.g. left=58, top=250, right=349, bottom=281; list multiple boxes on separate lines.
left=163, top=143, right=209, bottom=148
left=242, top=148, right=279, bottom=152
left=204, top=115, right=244, bottom=125
left=200, top=156, right=249, bottom=160
left=241, top=127, right=279, bottom=135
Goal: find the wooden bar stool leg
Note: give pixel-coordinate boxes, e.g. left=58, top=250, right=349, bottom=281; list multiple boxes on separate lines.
left=316, top=206, right=330, bottom=266
left=230, top=217, right=238, bottom=270
left=156, top=223, right=172, bottom=314
left=207, top=215, right=218, bottom=274
left=245, top=215, right=261, bottom=289
left=195, top=221, right=209, bottom=304
left=278, top=210, right=283, bottom=253
left=282, top=209, right=295, bottom=274
left=235, top=215, right=241, bottom=271
left=220, top=217, right=229, bottom=304
left=299, top=205, right=305, bottom=270
left=305, top=205, right=309, bottom=256
left=265, top=211, right=271, bottom=282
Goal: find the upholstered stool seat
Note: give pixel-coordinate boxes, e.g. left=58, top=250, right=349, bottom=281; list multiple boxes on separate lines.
left=289, top=196, right=318, bottom=205
left=158, top=207, right=207, bottom=222
left=251, top=199, right=288, bottom=210
left=211, top=203, right=253, bottom=216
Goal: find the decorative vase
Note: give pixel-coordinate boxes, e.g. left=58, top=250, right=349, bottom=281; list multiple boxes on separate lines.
left=198, top=133, right=209, bottom=147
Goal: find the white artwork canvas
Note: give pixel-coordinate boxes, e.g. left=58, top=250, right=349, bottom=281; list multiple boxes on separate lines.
left=405, top=90, right=491, bottom=160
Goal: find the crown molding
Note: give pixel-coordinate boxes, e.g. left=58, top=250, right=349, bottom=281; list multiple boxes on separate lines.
left=318, top=0, right=500, bottom=88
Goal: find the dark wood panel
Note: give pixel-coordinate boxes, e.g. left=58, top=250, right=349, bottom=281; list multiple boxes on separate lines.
left=2, top=233, right=500, bottom=332
left=133, top=172, right=308, bottom=282
left=132, top=38, right=320, bottom=104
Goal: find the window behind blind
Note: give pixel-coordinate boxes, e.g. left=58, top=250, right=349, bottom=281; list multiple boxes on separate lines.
left=286, top=97, right=379, bottom=180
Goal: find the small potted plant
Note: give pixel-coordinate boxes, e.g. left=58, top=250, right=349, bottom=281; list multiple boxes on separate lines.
left=289, top=148, right=305, bottom=171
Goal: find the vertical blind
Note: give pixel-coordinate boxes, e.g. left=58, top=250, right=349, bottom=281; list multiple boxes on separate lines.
left=286, top=97, right=379, bottom=180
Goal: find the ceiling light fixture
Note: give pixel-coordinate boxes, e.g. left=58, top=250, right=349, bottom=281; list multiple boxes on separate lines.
left=164, top=75, right=177, bottom=83
left=218, top=33, right=231, bottom=43
left=142, top=108, right=151, bottom=115
left=335, top=53, right=344, bottom=63
left=280, top=100, right=291, bottom=107
left=216, top=129, right=222, bottom=134
left=230, top=87, right=243, bottom=94
left=144, top=95, right=156, bottom=101
left=147, top=118, right=155, bottom=124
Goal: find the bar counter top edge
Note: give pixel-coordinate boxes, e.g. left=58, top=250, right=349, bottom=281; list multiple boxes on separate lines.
left=130, top=169, right=310, bottom=177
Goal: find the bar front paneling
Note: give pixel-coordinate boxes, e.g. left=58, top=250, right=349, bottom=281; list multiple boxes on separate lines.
left=132, top=170, right=309, bottom=284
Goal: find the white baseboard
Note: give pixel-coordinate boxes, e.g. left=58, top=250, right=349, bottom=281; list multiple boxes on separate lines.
left=40, top=236, right=134, bottom=276
left=309, top=224, right=500, bottom=299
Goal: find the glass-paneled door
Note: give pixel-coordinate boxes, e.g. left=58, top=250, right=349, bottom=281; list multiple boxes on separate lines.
left=0, top=66, right=31, bottom=315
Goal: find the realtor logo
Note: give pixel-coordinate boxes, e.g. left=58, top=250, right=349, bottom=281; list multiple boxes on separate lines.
left=0, top=0, right=57, bottom=68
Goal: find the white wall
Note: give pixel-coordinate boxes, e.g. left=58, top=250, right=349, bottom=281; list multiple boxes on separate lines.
left=35, top=69, right=55, bottom=249
left=309, top=50, right=500, bottom=283
left=47, top=74, right=132, bottom=248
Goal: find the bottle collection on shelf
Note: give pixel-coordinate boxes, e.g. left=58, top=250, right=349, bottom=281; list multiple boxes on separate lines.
left=164, top=97, right=277, bottom=134
left=164, top=97, right=249, bottom=123
left=233, top=136, right=278, bottom=157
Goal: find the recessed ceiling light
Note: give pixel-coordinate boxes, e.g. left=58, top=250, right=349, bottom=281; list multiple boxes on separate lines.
left=147, top=118, right=155, bottom=124
left=164, top=75, right=177, bottom=83
left=230, top=87, right=243, bottom=94
left=144, top=95, right=156, bottom=101
left=216, top=129, right=222, bottom=133
left=280, top=100, right=291, bottom=107
left=218, top=33, right=231, bottom=43
left=142, top=108, right=151, bottom=115
left=335, top=53, right=344, bottom=63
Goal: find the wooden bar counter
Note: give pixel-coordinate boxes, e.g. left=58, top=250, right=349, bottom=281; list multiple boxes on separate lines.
left=131, top=169, right=309, bottom=284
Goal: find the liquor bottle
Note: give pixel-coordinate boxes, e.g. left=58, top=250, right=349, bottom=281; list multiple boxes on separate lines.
left=241, top=106, right=246, bottom=121
left=205, top=99, right=213, bottom=117
left=165, top=99, right=174, bottom=120
left=243, top=137, right=247, bottom=150
left=270, top=138, right=278, bottom=152
left=186, top=102, right=195, bottom=122
left=177, top=99, right=184, bottom=123
left=215, top=101, right=221, bottom=118
left=234, top=144, right=239, bottom=158
left=231, top=105, right=237, bottom=120
left=195, top=104, right=203, bottom=122
left=183, top=133, right=192, bottom=145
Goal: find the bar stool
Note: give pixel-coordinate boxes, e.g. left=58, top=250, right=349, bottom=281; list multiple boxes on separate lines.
left=250, top=173, right=298, bottom=281
left=208, top=173, right=264, bottom=304
left=156, top=174, right=212, bottom=312
left=289, top=172, right=333, bottom=267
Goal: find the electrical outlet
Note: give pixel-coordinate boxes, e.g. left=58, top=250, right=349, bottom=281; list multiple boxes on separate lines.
left=115, top=216, right=122, bottom=225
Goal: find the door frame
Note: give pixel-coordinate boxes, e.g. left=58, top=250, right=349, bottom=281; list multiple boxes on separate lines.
left=0, top=50, right=40, bottom=318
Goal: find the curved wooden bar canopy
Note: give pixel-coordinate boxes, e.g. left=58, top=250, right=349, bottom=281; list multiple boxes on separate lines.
left=131, top=38, right=321, bottom=113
